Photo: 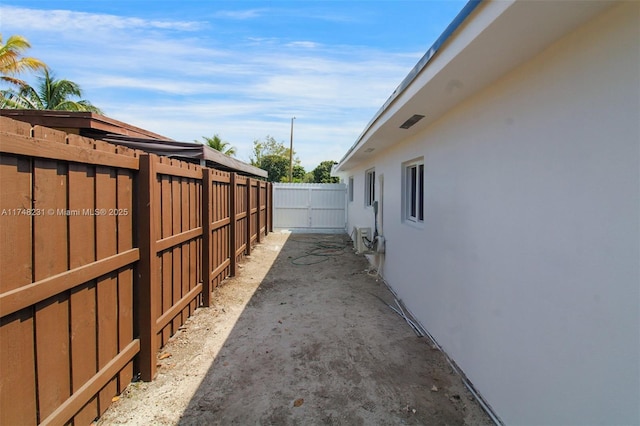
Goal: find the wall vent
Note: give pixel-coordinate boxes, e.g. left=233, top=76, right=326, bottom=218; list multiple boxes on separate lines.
left=400, top=114, right=425, bottom=129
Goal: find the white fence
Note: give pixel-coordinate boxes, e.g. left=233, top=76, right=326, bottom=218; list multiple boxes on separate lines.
left=272, top=183, right=347, bottom=232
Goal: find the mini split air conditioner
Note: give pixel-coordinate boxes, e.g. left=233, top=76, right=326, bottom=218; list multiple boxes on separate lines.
left=353, top=226, right=386, bottom=254
left=354, top=227, right=371, bottom=254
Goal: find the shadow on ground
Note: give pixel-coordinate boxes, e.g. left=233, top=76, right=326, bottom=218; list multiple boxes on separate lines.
left=175, top=233, right=491, bottom=425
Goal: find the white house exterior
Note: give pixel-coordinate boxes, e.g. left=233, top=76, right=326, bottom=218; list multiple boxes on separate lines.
left=334, top=1, right=639, bottom=425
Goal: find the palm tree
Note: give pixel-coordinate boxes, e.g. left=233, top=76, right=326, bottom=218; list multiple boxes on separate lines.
left=0, top=34, right=47, bottom=88
left=1, top=68, right=103, bottom=113
left=198, top=134, right=237, bottom=157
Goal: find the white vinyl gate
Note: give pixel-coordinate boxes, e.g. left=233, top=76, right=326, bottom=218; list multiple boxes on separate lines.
left=273, top=183, right=347, bottom=232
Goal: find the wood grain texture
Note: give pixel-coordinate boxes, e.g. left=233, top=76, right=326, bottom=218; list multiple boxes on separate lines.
left=116, top=167, right=135, bottom=391
left=68, top=136, right=99, bottom=424
left=95, top=141, right=119, bottom=415
left=33, top=155, right=70, bottom=422
left=0, top=151, right=36, bottom=425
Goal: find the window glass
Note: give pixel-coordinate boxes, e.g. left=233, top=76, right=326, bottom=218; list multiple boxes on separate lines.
left=403, top=159, right=424, bottom=224
left=365, top=169, right=375, bottom=206
left=348, top=177, right=354, bottom=202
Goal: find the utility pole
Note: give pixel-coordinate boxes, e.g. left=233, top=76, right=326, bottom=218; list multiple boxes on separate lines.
left=289, top=116, right=296, bottom=183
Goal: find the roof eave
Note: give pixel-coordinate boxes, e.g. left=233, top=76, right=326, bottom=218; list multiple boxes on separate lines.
left=334, top=0, right=483, bottom=173
left=334, top=0, right=614, bottom=173
left=202, top=146, right=268, bottom=178
left=0, top=109, right=172, bottom=140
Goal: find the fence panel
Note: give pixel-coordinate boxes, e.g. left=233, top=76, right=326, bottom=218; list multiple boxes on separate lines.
left=68, top=134, right=99, bottom=424
left=154, top=158, right=204, bottom=350
left=115, top=144, right=136, bottom=406
left=203, top=169, right=232, bottom=299
left=273, top=183, right=346, bottom=232
left=32, top=127, right=72, bottom=422
left=0, top=117, right=273, bottom=421
left=211, top=171, right=231, bottom=287
left=94, top=139, right=119, bottom=415
left=234, top=175, right=248, bottom=260
left=137, top=154, right=204, bottom=380
left=259, top=181, right=269, bottom=238
left=249, top=178, right=258, bottom=246
left=1, top=118, right=38, bottom=426
left=0, top=118, right=140, bottom=425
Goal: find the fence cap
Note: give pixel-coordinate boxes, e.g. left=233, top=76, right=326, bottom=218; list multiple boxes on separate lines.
left=273, top=183, right=346, bottom=189
left=2, top=110, right=268, bottom=179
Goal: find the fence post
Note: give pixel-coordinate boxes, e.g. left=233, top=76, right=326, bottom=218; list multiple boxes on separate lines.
left=246, top=178, right=252, bottom=256
left=229, top=172, right=237, bottom=276
left=268, top=182, right=273, bottom=232
left=201, top=168, right=211, bottom=307
left=137, top=154, right=159, bottom=381
left=263, top=181, right=268, bottom=236
left=256, top=180, right=262, bottom=243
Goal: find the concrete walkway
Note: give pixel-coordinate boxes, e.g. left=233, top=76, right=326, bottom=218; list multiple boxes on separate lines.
left=98, top=232, right=492, bottom=425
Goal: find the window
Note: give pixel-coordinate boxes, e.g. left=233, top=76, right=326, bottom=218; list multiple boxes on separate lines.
left=403, top=159, right=424, bottom=223
left=365, top=169, right=375, bottom=206
left=348, top=176, right=354, bottom=202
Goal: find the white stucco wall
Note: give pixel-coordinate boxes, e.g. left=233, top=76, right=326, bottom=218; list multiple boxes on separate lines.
left=342, top=3, right=639, bottom=425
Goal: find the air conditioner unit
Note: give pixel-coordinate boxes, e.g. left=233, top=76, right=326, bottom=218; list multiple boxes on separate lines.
left=354, top=227, right=371, bottom=254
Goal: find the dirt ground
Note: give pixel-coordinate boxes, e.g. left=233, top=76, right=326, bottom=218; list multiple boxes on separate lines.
left=97, top=232, right=492, bottom=425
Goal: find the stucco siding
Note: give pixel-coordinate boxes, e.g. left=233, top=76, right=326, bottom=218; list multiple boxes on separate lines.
left=342, top=3, right=639, bottom=424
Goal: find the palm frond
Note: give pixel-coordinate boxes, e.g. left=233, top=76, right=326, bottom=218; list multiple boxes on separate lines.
left=0, top=34, right=47, bottom=78
left=1, top=68, right=103, bottom=113
left=199, top=134, right=237, bottom=157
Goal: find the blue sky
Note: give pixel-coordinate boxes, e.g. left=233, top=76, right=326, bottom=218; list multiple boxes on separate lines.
left=1, top=1, right=467, bottom=170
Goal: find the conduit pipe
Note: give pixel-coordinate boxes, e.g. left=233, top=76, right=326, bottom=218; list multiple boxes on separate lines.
left=378, top=277, right=503, bottom=426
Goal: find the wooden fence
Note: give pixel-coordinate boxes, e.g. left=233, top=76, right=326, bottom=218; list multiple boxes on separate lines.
left=0, top=117, right=272, bottom=425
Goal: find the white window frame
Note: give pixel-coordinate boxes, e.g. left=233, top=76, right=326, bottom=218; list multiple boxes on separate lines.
left=365, top=168, right=375, bottom=207
left=348, top=176, right=354, bottom=202
left=403, top=159, right=424, bottom=224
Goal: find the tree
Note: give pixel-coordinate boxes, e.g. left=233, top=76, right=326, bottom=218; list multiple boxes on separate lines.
left=249, top=135, right=302, bottom=182
left=197, top=134, right=236, bottom=157
left=292, top=165, right=306, bottom=183
left=0, top=34, right=47, bottom=89
left=312, top=161, right=339, bottom=183
left=249, top=135, right=292, bottom=167
left=260, top=154, right=290, bottom=182
left=1, top=68, right=103, bottom=113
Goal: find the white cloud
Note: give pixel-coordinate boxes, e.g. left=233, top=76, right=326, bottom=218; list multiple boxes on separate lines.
left=86, top=75, right=232, bottom=95
left=0, top=4, right=423, bottom=170
left=213, top=9, right=267, bottom=20
left=0, top=6, right=203, bottom=33
left=285, top=41, right=320, bottom=49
